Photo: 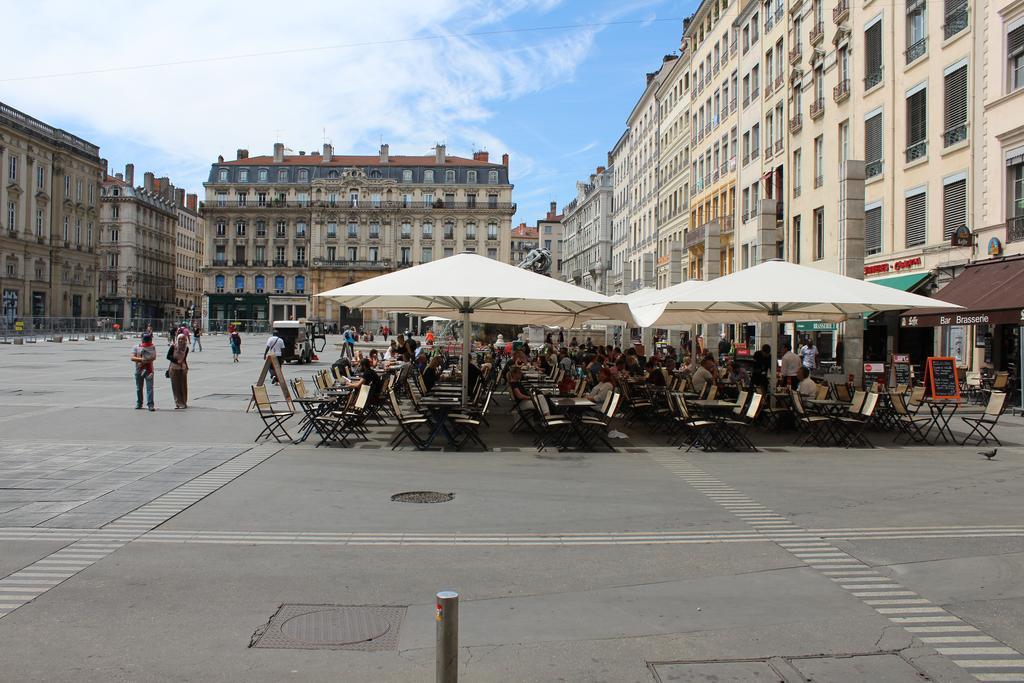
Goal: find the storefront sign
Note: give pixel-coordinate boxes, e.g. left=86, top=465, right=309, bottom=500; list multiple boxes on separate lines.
left=864, top=362, right=886, bottom=374
left=950, top=225, right=972, bottom=247
left=864, top=257, right=923, bottom=276
left=892, top=354, right=910, bottom=363
left=988, top=237, right=1004, bottom=256
left=902, top=308, right=1024, bottom=327
left=795, top=321, right=838, bottom=331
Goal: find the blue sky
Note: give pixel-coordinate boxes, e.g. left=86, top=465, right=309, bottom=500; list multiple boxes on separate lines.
left=0, top=1, right=694, bottom=224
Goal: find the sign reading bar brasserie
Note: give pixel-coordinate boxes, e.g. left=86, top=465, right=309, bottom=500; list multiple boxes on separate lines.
left=902, top=308, right=1024, bottom=327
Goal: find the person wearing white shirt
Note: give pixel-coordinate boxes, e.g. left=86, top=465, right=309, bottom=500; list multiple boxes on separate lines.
left=690, top=358, right=717, bottom=395
left=801, top=341, right=818, bottom=370
left=780, top=343, right=802, bottom=388
left=796, top=366, right=818, bottom=398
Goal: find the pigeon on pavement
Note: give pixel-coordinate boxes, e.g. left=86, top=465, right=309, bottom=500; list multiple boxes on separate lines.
left=979, top=448, right=998, bottom=460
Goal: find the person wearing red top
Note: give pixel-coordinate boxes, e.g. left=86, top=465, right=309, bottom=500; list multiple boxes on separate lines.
left=131, top=332, right=157, bottom=411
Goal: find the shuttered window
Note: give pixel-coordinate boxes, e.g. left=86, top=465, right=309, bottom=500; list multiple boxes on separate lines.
left=865, top=205, right=882, bottom=254
left=944, top=64, right=968, bottom=132
left=865, top=113, right=883, bottom=163
left=906, top=89, right=927, bottom=145
left=1009, top=26, right=1024, bottom=91
left=905, top=191, right=927, bottom=247
left=943, top=178, right=967, bottom=239
left=865, top=21, right=883, bottom=80
left=1009, top=25, right=1024, bottom=57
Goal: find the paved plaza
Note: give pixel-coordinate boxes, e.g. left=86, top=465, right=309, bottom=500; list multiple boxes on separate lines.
left=1, top=336, right=1023, bottom=681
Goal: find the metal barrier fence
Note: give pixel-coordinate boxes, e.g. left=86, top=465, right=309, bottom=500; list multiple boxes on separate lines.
left=0, top=317, right=187, bottom=344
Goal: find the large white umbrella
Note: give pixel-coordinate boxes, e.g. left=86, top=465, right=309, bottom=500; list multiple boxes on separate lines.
left=317, top=253, right=637, bottom=403
left=630, top=260, right=961, bottom=395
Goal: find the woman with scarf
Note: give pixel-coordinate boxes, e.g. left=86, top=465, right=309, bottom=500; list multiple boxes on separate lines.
left=168, top=333, right=190, bottom=409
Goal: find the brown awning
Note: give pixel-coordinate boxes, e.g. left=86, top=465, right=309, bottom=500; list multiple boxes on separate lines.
left=901, top=256, right=1024, bottom=328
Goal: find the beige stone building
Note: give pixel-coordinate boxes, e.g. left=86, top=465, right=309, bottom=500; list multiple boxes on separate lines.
left=608, top=131, right=631, bottom=296
left=509, top=222, right=538, bottom=266
left=655, top=42, right=692, bottom=289
left=98, top=167, right=177, bottom=325
left=686, top=0, right=741, bottom=283
left=626, top=58, right=677, bottom=292
left=173, top=189, right=203, bottom=320
left=0, top=101, right=102, bottom=324
left=201, top=143, right=514, bottom=328
left=562, top=169, right=613, bottom=293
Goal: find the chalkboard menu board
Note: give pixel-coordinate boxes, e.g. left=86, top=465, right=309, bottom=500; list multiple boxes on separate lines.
left=924, top=357, right=960, bottom=400
left=893, top=362, right=912, bottom=387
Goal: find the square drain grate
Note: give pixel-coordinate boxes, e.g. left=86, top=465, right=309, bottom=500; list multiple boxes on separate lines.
left=250, top=604, right=406, bottom=651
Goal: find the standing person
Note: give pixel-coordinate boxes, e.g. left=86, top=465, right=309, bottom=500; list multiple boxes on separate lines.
left=346, top=327, right=356, bottom=358
left=191, top=324, right=203, bottom=352
left=717, top=332, right=731, bottom=359
left=168, top=333, right=190, bottom=409
left=264, top=328, right=285, bottom=384
left=801, top=340, right=818, bottom=371
left=229, top=325, right=242, bottom=363
left=131, top=332, right=157, bottom=411
left=780, top=343, right=802, bottom=389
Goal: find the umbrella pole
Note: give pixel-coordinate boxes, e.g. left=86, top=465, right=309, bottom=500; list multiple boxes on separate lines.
left=462, top=308, right=471, bottom=407
left=769, top=311, right=779, bottom=409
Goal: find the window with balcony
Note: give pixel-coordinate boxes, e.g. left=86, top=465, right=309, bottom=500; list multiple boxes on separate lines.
left=369, top=222, right=380, bottom=239
left=255, top=246, right=265, bottom=264
left=214, top=275, right=225, bottom=293
left=327, top=222, right=337, bottom=239
left=235, top=220, right=246, bottom=237
left=865, top=203, right=882, bottom=254
left=421, top=246, right=433, bottom=262
left=423, top=193, right=434, bottom=207
left=943, top=61, right=968, bottom=147
left=234, top=275, right=245, bottom=293
left=793, top=214, right=802, bottom=262
left=275, top=247, right=286, bottom=265
left=814, top=136, right=824, bottom=187
left=254, top=275, right=265, bottom=293
left=371, top=193, right=381, bottom=208
left=864, top=110, right=883, bottom=178
left=295, top=246, right=306, bottom=264
left=943, top=174, right=968, bottom=240
left=943, top=0, right=968, bottom=38
left=276, top=220, right=287, bottom=238
left=400, top=246, right=411, bottom=265
left=349, top=192, right=358, bottom=207
left=216, top=192, right=227, bottom=207
left=347, top=222, right=358, bottom=238
left=487, top=222, right=498, bottom=240
left=347, top=247, right=357, bottom=261
left=906, top=0, right=927, bottom=64
left=906, top=86, right=928, bottom=161
left=297, top=192, right=308, bottom=207
left=905, top=188, right=927, bottom=246
left=443, top=221, right=454, bottom=240
left=294, top=275, right=305, bottom=294
left=296, top=221, right=307, bottom=238
left=216, top=221, right=226, bottom=237
left=465, top=222, right=477, bottom=241
left=422, top=222, right=433, bottom=239
left=274, top=275, right=285, bottom=294
left=35, top=209, right=43, bottom=236
left=793, top=149, right=802, bottom=196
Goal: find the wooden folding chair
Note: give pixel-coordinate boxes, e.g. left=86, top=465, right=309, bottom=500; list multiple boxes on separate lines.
left=960, top=391, right=1007, bottom=446
left=252, top=384, right=294, bottom=443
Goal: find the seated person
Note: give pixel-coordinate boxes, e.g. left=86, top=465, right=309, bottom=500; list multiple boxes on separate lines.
left=726, top=360, right=748, bottom=386
left=796, top=366, right=818, bottom=399
left=645, top=358, right=666, bottom=387
left=348, top=358, right=383, bottom=400
left=586, top=368, right=615, bottom=406
left=422, top=356, right=443, bottom=391
left=506, top=367, right=534, bottom=412
left=690, top=357, right=718, bottom=396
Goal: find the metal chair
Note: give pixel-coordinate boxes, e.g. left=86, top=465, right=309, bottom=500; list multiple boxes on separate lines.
left=251, top=384, right=294, bottom=443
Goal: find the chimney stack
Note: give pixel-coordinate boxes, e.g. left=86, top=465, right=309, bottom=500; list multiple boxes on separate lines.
left=217, top=155, right=224, bottom=163
left=473, top=151, right=490, bottom=162
left=175, top=188, right=186, bottom=206
left=322, top=143, right=333, bottom=162
left=158, top=177, right=171, bottom=198
left=547, top=201, right=558, bottom=220
left=596, top=166, right=606, bottom=174
left=100, top=158, right=108, bottom=176
left=125, top=163, right=134, bottom=186
left=186, top=193, right=197, bottom=211
left=236, top=149, right=248, bottom=160
left=143, top=172, right=154, bottom=192
left=273, top=142, right=285, bottom=163
left=501, top=153, right=509, bottom=171
left=379, top=143, right=389, bottom=163
left=115, top=173, right=123, bottom=181
left=435, top=144, right=446, bottom=164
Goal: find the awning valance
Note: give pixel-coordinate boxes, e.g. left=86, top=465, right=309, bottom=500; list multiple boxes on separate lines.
left=901, top=257, right=1024, bottom=328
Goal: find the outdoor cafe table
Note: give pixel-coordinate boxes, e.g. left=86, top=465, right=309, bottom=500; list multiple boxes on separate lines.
left=294, top=387, right=351, bottom=443
left=805, top=398, right=850, bottom=417
left=549, top=397, right=600, bottom=450
left=417, top=395, right=464, bottom=450
left=923, top=397, right=963, bottom=444
left=689, top=399, right=744, bottom=451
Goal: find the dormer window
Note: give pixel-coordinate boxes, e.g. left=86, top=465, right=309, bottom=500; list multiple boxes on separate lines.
left=488, top=170, right=499, bottom=184
left=424, top=169, right=434, bottom=183
left=277, top=169, right=288, bottom=182
left=258, top=168, right=268, bottom=182
left=402, top=169, right=413, bottom=182
left=467, top=170, right=477, bottom=183
left=297, top=169, right=309, bottom=182
left=218, top=168, right=229, bottom=182
left=445, top=169, right=456, bottom=183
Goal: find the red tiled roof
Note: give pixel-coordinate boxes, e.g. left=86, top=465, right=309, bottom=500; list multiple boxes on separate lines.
left=511, top=225, right=538, bottom=238
left=102, top=175, right=130, bottom=187
left=221, top=154, right=501, bottom=167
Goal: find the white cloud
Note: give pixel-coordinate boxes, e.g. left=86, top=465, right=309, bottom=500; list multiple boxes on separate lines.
left=0, top=0, right=594, bottom=191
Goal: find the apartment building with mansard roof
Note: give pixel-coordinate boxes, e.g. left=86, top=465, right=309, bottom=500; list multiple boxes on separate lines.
left=201, top=143, right=514, bottom=326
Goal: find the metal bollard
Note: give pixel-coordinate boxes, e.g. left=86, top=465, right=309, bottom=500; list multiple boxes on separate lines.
left=435, top=590, right=459, bottom=682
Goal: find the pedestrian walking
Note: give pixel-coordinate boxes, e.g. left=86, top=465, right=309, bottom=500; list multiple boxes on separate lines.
left=168, top=333, right=190, bottom=409
left=229, top=325, right=242, bottom=363
left=264, top=328, right=285, bottom=384
left=131, top=332, right=157, bottom=411
left=192, top=324, right=203, bottom=352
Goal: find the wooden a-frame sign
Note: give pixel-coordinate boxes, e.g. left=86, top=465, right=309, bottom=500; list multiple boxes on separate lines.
left=247, top=355, right=293, bottom=412
left=923, top=356, right=960, bottom=401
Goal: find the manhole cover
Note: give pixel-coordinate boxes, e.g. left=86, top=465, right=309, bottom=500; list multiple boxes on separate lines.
left=251, top=604, right=406, bottom=651
left=391, top=491, right=454, bottom=503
